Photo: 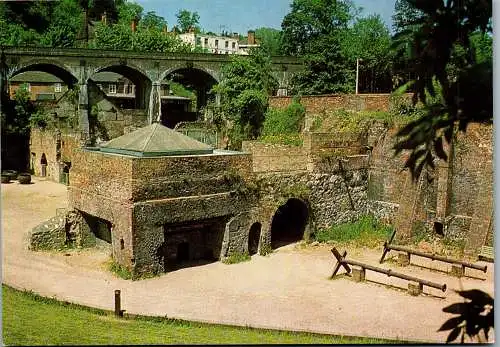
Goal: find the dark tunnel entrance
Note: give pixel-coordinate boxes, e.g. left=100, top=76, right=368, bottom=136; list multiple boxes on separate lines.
left=270, top=198, right=309, bottom=249
left=158, top=217, right=227, bottom=272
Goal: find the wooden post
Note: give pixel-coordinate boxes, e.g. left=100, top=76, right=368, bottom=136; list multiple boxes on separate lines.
left=114, top=290, right=122, bottom=317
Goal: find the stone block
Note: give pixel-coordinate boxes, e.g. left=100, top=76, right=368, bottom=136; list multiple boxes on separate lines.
left=408, top=282, right=423, bottom=296
left=28, top=216, right=66, bottom=251
left=451, top=265, right=465, bottom=277
left=352, top=266, right=366, bottom=282
left=398, top=252, right=410, bottom=266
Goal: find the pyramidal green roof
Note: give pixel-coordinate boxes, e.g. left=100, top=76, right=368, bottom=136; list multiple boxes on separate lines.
left=99, top=123, right=213, bottom=157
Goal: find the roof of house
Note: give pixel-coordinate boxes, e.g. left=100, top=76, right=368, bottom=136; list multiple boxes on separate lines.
left=91, top=72, right=132, bottom=83
left=99, top=122, right=213, bottom=157
left=10, top=71, right=63, bottom=83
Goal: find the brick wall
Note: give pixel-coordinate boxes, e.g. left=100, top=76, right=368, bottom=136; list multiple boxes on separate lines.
left=68, top=148, right=255, bottom=275
left=269, top=93, right=409, bottom=114
left=241, top=141, right=307, bottom=172
left=130, top=152, right=253, bottom=201
left=366, top=122, right=493, bottom=254
left=30, top=128, right=79, bottom=181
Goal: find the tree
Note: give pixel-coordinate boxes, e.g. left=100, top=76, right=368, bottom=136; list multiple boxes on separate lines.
left=392, top=0, right=492, bottom=180
left=212, top=54, right=278, bottom=147
left=254, top=27, right=282, bottom=56
left=90, top=21, right=190, bottom=53
left=41, top=0, right=83, bottom=47
left=175, top=9, right=200, bottom=33
left=392, top=0, right=423, bottom=34
left=280, top=0, right=358, bottom=94
left=140, top=11, right=167, bottom=30
left=340, top=15, right=393, bottom=93
left=2, top=85, right=35, bottom=135
left=0, top=0, right=119, bottom=47
left=116, top=1, right=143, bottom=24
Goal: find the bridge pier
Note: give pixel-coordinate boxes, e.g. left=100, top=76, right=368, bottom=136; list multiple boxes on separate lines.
left=78, top=81, right=90, bottom=146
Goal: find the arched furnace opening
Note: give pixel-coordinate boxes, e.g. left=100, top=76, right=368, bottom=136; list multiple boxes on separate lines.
left=270, top=198, right=309, bottom=249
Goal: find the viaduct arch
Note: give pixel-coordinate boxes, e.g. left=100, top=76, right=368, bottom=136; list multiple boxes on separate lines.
left=0, top=47, right=303, bottom=145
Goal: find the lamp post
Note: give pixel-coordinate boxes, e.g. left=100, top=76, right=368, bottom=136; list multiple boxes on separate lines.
left=355, top=58, right=362, bottom=95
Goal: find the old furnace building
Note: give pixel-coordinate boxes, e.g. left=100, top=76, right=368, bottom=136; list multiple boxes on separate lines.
left=68, top=123, right=257, bottom=276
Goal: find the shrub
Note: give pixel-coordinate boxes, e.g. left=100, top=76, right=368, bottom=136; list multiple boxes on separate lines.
left=259, top=243, right=273, bottom=256
left=107, top=259, right=132, bottom=280
left=261, top=99, right=305, bottom=136
left=222, top=251, right=251, bottom=264
left=259, top=133, right=303, bottom=146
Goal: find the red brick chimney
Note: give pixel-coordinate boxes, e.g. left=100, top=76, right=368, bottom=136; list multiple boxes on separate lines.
left=131, top=19, right=137, bottom=32
left=247, top=30, right=255, bottom=45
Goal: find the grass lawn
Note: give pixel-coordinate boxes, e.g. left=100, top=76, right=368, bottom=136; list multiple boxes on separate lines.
left=3, top=285, right=404, bottom=345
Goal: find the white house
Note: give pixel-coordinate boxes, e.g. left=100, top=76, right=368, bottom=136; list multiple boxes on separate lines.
left=179, top=29, right=259, bottom=55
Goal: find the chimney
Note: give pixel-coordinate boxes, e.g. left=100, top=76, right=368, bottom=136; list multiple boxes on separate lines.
left=163, top=24, right=168, bottom=34
left=131, top=19, right=137, bottom=33
left=233, top=32, right=239, bottom=39
left=101, top=11, right=107, bottom=25
left=247, top=30, right=255, bottom=45
left=188, top=26, right=195, bottom=34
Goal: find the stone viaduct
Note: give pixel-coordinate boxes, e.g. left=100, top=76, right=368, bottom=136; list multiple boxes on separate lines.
left=0, top=46, right=303, bottom=144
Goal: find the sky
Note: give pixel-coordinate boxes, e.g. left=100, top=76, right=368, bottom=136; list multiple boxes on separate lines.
left=135, top=0, right=397, bottom=35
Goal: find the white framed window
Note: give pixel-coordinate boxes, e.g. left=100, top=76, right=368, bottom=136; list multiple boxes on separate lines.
left=54, top=83, right=62, bottom=92
left=232, top=42, right=236, bottom=49
left=215, top=39, right=219, bottom=47
left=109, top=84, right=117, bottom=94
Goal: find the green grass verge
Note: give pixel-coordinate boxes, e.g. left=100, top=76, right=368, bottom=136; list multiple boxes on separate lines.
left=259, top=133, right=304, bottom=146
left=314, top=215, right=394, bottom=248
left=107, top=258, right=133, bottom=280
left=222, top=251, right=251, bottom=264
left=2, top=285, right=404, bottom=345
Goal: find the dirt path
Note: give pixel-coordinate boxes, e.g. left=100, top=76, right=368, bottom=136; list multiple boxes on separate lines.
left=1, top=178, right=494, bottom=343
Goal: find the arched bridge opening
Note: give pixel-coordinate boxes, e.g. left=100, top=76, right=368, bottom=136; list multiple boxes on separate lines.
left=7, top=63, right=78, bottom=101
left=89, top=65, right=152, bottom=111
left=161, top=67, right=218, bottom=128
left=3, top=63, right=77, bottom=172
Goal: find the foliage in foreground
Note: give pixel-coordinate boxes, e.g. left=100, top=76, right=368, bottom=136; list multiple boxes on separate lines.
left=392, top=0, right=492, bottom=180
left=2, top=285, right=402, bottom=345
left=439, top=289, right=494, bottom=343
left=314, top=215, right=394, bottom=247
